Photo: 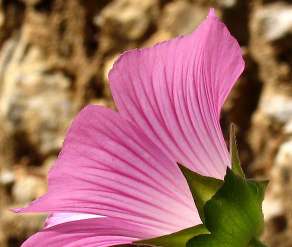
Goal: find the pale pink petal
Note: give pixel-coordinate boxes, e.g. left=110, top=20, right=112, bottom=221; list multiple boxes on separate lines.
left=15, top=105, right=198, bottom=235
left=22, top=217, right=156, bottom=247
left=109, top=9, right=244, bottom=178
left=44, top=213, right=103, bottom=228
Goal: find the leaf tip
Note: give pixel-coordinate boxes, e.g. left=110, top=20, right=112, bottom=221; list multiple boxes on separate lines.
left=229, top=123, right=245, bottom=178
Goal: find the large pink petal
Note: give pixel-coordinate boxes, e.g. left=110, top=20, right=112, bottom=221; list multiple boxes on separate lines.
left=109, top=9, right=244, bottom=178
left=15, top=105, right=198, bottom=235
left=22, top=217, right=156, bottom=247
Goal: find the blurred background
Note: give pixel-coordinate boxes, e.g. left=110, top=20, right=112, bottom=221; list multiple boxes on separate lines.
left=0, top=0, right=291, bottom=246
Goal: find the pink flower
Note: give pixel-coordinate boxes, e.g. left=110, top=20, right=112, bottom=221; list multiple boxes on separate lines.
left=15, top=9, right=244, bottom=247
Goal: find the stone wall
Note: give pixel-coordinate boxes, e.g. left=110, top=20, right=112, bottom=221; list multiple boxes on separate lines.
left=0, top=0, right=291, bottom=246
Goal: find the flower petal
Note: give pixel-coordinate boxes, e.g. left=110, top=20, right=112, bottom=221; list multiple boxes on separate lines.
left=44, top=213, right=103, bottom=228
left=109, top=9, right=244, bottom=178
left=15, top=105, right=198, bottom=235
left=22, top=217, right=156, bottom=247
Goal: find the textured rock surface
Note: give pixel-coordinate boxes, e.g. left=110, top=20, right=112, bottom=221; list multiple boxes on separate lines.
left=0, top=0, right=291, bottom=246
left=248, top=2, right=292, bottom=246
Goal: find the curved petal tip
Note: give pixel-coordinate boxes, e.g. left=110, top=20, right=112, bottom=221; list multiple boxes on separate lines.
left=11, top=207, right=21, bottom=213
left=208, top=8, right=217, bottom=18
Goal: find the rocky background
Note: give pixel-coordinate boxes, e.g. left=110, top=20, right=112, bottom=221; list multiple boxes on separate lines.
left=0, top=0, right=291, bottom=246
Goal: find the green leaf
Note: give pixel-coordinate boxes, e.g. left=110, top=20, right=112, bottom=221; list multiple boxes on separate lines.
left=178, top=164, right=223, bottom=222
left=187, top=169, right=267, bottom=247
left=135, top=224, right=209, bottom=247
left=230, top=123, right=245, bottom=178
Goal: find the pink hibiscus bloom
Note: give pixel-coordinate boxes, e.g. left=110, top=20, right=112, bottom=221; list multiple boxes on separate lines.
left=15, top=9, right=244, bottom=247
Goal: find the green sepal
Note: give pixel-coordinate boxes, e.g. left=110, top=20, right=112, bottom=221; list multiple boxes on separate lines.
left=178, top=164, right=223, bottom=222
left=248, top=238, right=268, bottom=247
left=135, top=225, right=209, bottom=247
left=230, top=123, right=245, bottom=178
left=187, top=169, right=268, bottom=247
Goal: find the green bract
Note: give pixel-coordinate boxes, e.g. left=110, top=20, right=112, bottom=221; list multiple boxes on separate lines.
left=135, top=225, right=209, bottom=247
left=187, top=168, right=267, bottom=247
